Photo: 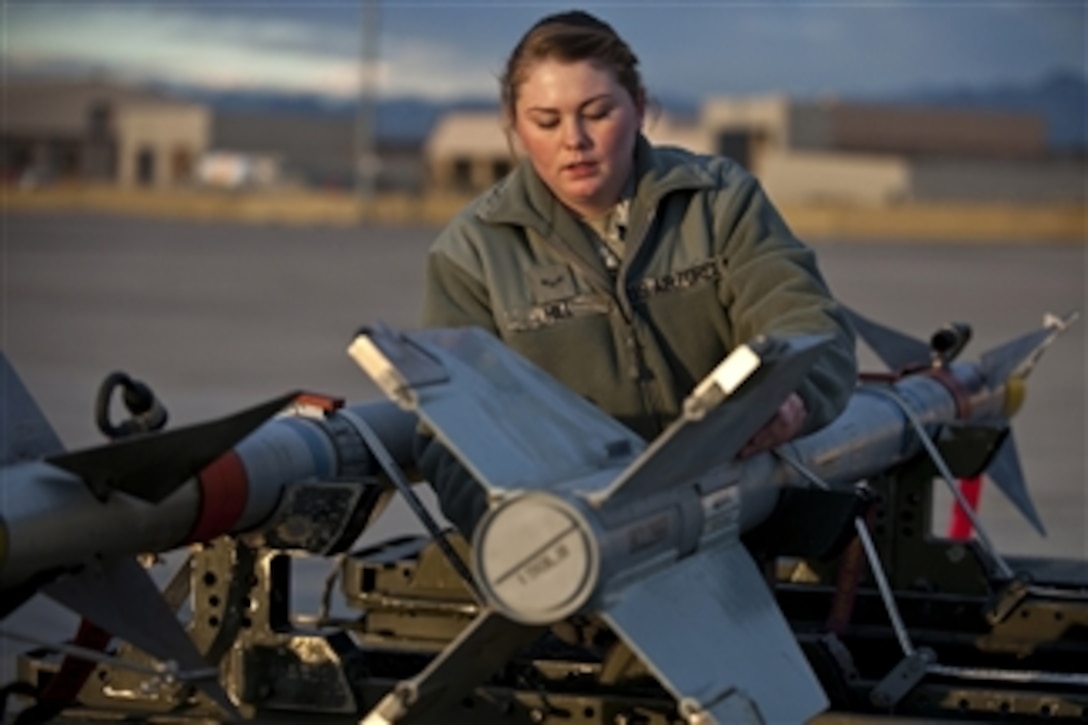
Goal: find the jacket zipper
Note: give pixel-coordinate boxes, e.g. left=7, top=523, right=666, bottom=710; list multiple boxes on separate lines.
left=616, top=206, right=663, bottom=432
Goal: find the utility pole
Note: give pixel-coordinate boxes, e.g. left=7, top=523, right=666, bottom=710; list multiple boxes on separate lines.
left=356, top=0, right=380, bottom=222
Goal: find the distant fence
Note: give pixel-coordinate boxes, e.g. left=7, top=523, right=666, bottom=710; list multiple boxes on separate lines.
left=3, top=185, right=1085, bottom=243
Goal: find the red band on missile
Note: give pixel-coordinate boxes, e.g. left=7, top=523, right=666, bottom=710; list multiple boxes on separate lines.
left=188, top=450, right=248, bottom=543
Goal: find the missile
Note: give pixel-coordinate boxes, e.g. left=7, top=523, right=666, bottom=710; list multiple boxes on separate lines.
left=350, top=310, right=1074, bottom=725
left=0, top=361, right=418, bottom=595
left=794, top=307, right=1080, bottom=538
left=0, top=353, right=419, bottom=717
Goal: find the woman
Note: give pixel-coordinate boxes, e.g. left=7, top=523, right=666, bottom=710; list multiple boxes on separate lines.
left=418, top=10, right=857, bottom=534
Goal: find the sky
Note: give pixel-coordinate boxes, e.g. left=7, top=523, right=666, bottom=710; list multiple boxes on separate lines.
left=3, top=1, right=1086, bottom=103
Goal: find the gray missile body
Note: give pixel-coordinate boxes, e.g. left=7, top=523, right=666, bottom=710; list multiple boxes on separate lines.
left=352, top=326, right=1018, bottom=628
left=775, top=361, right=999, bottom=488
left=468, top=359, right=1009, bottom=628
left=0, top=356, right=419, bottom=719
left=352, top=314, right=1071, bottom=725
left=0, top=393, right=416, bottom=592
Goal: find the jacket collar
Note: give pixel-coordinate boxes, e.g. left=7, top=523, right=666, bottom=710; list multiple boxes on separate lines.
left=475, top=134, right=716, bottom=236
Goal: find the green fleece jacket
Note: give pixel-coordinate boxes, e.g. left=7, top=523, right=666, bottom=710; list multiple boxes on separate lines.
left=418, top=136, right=857, bottom=534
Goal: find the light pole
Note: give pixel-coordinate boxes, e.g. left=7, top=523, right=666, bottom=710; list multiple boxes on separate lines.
left=356, top=0, right=381, bottom=222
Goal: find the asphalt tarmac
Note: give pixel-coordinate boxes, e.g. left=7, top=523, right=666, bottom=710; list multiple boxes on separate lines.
left=1, top=211, right=1085, bottom=687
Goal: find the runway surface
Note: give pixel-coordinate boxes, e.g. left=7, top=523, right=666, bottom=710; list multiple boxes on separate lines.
left=1, top=211, right=1085, bottom=685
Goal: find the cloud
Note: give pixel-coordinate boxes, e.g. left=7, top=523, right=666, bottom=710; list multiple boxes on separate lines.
left=3, top=1, right=1083, bottom=101
left=381, top=37, right=498, bottom=99
left=5, top=5, right=358, bottom=95
left=3, top=3, right=502, bottom=98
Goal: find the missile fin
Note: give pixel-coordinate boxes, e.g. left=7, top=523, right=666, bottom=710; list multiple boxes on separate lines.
left=979, top=311, right=1078, bottom=385
left=588, top=333, right=831, bottom=507
left=362, top=609, right=544, bottom=724
left=350, top=325, right=643, bottom=496
left=987, top=435, right=1047, bottom=537
left=349, top=322, right=451, bottom=408
left=1, top=352, right=66, bottom=465
left=601, top=542, right=828, bottom=724
left=43, top=556, right=239, bottom=719
left=843, top=307, right=932, bottom=372
left=45, top=391, right=301, bottom=503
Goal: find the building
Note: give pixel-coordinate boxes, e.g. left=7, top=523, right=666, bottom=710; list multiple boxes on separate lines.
left=212, top=111, right=424, bottom=192
left=3, top=80, right=211, bottom=188
left=701, top=95, right=1082, bottom=205
left=425, top=113, right=512, bottom=194
left=7, top=79, right=1080, bottom=206
left=424, top=95, right=1084, bottom=205
left=2, top=80, right=424, bottom=193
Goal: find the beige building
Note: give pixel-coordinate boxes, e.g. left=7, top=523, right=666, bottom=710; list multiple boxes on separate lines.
left=425, top=113, right=514, bottom=193
left=425, top=95, right=1084, bottom=204
left=7, top=80, right=1080, bottom=205
left=700, top=95, right=1082, bottom=205
left=209, top=111, right=425, bottom=192
left=2, top=80, right=422, bottom=192
left=3, top=80, right=210, bottom=188
left=701, top=94, right=1048, bottom=160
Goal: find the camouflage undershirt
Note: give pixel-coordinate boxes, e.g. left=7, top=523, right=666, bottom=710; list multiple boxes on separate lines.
left=580, top=175, right=634, bottom=274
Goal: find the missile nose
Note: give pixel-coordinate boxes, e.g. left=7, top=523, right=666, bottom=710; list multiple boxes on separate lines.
left=473, top=493, right=598, bottom=625
left=979, top=311, right=1079, bottom=387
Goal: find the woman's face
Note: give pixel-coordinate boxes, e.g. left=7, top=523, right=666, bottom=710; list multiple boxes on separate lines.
left=513, top=58, right=643, bottom=219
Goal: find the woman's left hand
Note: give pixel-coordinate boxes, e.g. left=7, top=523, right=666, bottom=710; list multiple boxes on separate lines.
left=738, top=392, right=806, bottom=459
